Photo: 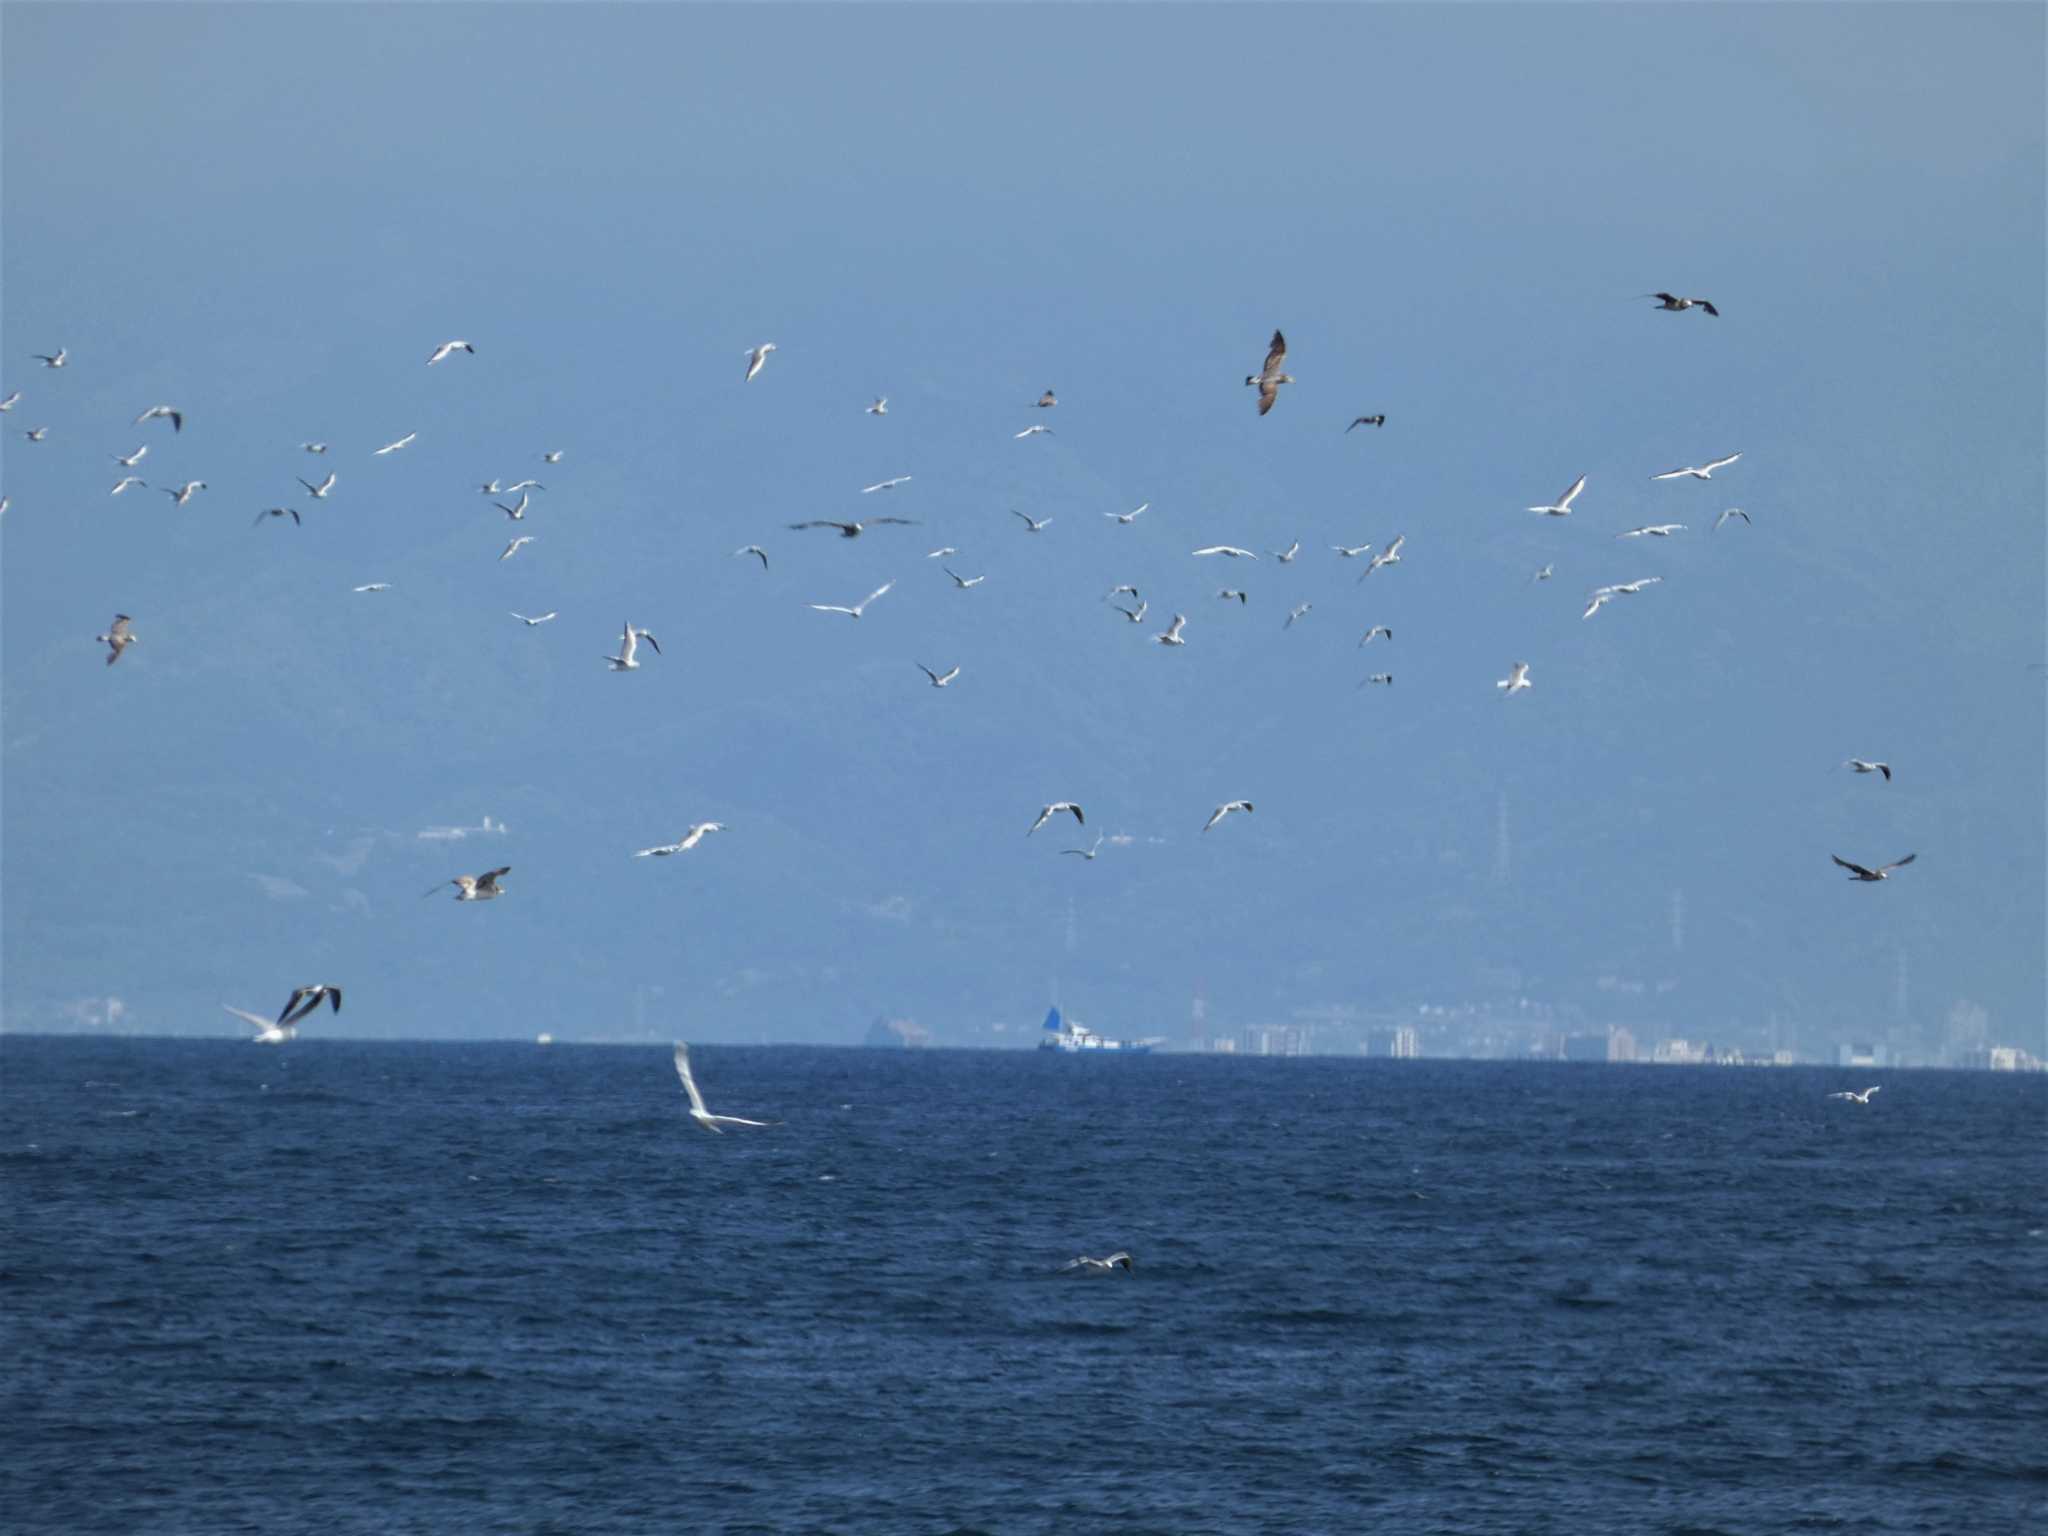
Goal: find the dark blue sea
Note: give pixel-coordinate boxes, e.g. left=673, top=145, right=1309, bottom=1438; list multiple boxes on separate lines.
left=3, top=1039, right=2043, bottom=1535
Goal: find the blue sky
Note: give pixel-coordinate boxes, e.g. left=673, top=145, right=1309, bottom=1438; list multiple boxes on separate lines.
left=3, top=4, right=2041, bottom=1054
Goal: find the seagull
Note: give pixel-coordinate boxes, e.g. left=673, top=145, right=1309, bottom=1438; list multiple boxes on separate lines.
left=1529, top=474, right=1586, bottom=517
left=1061, top=1252, right=1133, bottom=1273
left=861, top=475, right=913, bottom=494
left=354, top=583, right=393, bottom=593
left=673, top=1042, right=778, bottom=1133
left=426, top=339, right=475, bottom=365
left=1359, top=625, right=1393, bottom=646
left=1012, top=510, right=1053, bottom=532
left=1346, top=414, right=1386, bottom=431
left=299, top=471, right=337, bottom=499
left=500, top=535, right=536, bottom=561
left=277, top=984, right=343, bottom=1026
left=1361, top=673, right=1394, bottom=687
left=1497, top=661, right=1532, bottom=696
left=1028, top=802, right=1085, bottom=836
left=1616, top=524, right=1687, bottom=539
left=1646, top=292, right=1719, bottom=316
left=734, top=545, right=769, bottom=569
left=503, top=479, right=545, bottom=494
left=1284, top=602, right=1313, bottom=629
left=110, top=476, right=148, bottom=496
left=788, top=517, right=916, bottom=538
left=1013, top=424, right=1054, bottom=438
left=374, top=432, right=417, bottom=455
left=1715, top=507, right=1751, bottom=531
left=925, top=546, right=957, bottom=560
left=1583, top=589, right=1615, bottom=620
left=1363, top=534, right=1406, bottom=577
left=1156, top=613, right=1188, bottom=646
left=1332, top=542, right=1375, bottom=558
left=1271, top=541, right=1300, bottom=562
left=112, top=445, right=148, bottom=467
left=918, top=663, right=962, bottom=688
left=96, top=614, right=137, bottom=666
left=542, top=450, right=564, bottom=463
left=1193, top=545, right=1257, bottom=559
left=636, top=822, right=725, bottom=857
left=1062, top=834, right=1105, bottom=860
left=1203, top=800, right=1254, bottom=833
left=0, top=391, right=18, bottom=411
left=225, top=1004, right=296, bottom=1045
left=1531, top=564, right=1555, bottom=583
left=1113, top=598, right=1149, bottom=624
left=22, top=426, right=49, bottom=442
left=1246, top=329, right=1291, bottom=415
left=1105, top=503, right=1148, bottom=524
left=1607, top=577, right=1663, bottom=595
left=495, top=494, right=531, bottom=521
left=427, top=866, right=511, bottom=901
left=1107, top=584, right=1141, bottom=601
left=605, top=620, right=660, bottom=669
left=867, top=397, right=888, bottom=415
left=511, top=611, right=558, bottom=626
left=1217, top=589, right=1248, bottom=604
left=744, top=342, right=777, bottom=381
left=253, top=506, right=301, bottom=527
left=1825, top=1086, right=1881, bottom=1104
left=1845, top=759, right=1892, bottom=781
left=1832, top=853, right=1916, bottom=882
left=301, top=442, right=328, bottom=454
left=1652, top=453, right=1741, bottom=481
left=943, top=567, right=985, bottom=589
left=478, top=479, right=505, bottom=495
left=1035, top=389, right=1058, bottom=408
left=162, top=481, right=206, bottom=506
left=134, top=405, right=183, bottom=432
left=808, top=581, right=893, bottom=619
left=33, top=348, right=67, bottom=368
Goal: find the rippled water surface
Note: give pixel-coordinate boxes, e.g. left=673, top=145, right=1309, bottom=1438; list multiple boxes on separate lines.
left=4, top=1038, right=2044, bottom=1534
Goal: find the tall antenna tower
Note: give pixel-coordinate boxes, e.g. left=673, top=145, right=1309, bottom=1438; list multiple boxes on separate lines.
left=1493, top=789, right=1511, bottom=886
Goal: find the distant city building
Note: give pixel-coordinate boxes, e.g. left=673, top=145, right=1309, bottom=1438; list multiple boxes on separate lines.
left=1609, top=1027, right=1638, bottom=1063
left=1652, top=1038, right=1707, bottom=1065
left=1242, top=1024, right=1310, bottom=1057
left=1364, top=1026, right=1420, bottom=1059
left=1955, top=1045, right=2045, bottom=1072
left=1836, top=1041, right=1888, bottom=1068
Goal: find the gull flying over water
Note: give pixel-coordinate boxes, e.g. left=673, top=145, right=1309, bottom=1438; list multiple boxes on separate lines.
left=1035, top=390, right=1058, bottom=408
left=302, top=442, right=328, bottom=454
left=1028, top=802, right=1085, bottom=836
left=495, top=494, right=531, bottom=521
left=22, top=426, right=50, bottom=442
left=163, top=481, right=207, bottom=506
left=1347, top=414, right=1387, bottom=431
left=1012, top=510, right=1052, bottom=533
left=734, top=545, right=769, bottom=569
left=1284, top=602, right=1313, bottom=629
left=1217, top=588, right=1247, bottom=604
left=1616, top=524, right=1686, bottom=539
left=861, top=476, right=913, bottom=494
left=1246, top=329, right=1291, bottom=415
left=1013, top=424, right=1054, bottom=438
left=1832, top=853, right=1916, bottom=882
left=1113, top=598, right=1148, bottom=624
left=511, top=611, right=557, bottom=626
left=277, top=984, right=343, bottom=1026
left=606, top=621, right=660, bottom=669
left=637, top=822, right=724, bottom=857
left=253, top=506, right=301, bottom=527
left=1271, top=541, right=1300, bottom=562
left=673, top=1042, right=778, bottom=1133
left=1062, top=834, right=1105, bottom=860
left=808, top=581, right=893, bottom=619
left=1359, top=625, right=1393, bottom=646
left=427, top=867, right=511, bottom=901
left=1193, top=544, right=1257, bottom=559
left=867, top=397, right=888, bottom=415
left=134, top=405, right=183, bottom=432
left=354, top=583, right=392, bottom=593
left=1652, top=453, right=1741, bottom=481
left=110, top=476, right=148, bottom=496
left=1106, top=503, right=1149, bottom=524
left=943, top=567, right=985, bottom=589
left=225, top=1003, right=297, bottom=1045
left=1715, top=507, right=1751, bottom=531
left=1497, top=661, right=1532, bottom=696
left=542, top=450, right=564, bottom=463
left=918, top=663, right=961, bottom=688
left=1062, top=1252, right=1133, bottom=1273
left=744, top=342, right=777, bottom=382
left=1363, top=533, right=1405, bottom=577
left=500, top=535, right=536, bottom=561
left=1584, top=576, right=1663, bottom=617
left=1646, top=292, right=1719, bottom=316
left=503, top=479, right=545, bottom=494
left=374, top=432, right=417, bottom=455
left=925, top=546, right=957, bottom=560
left=1156, top=613, right=1188, bottom=646
left=789, top=517, right=916, bottom=538
left=33, top=348, right=68, bottom=368
left=426, top=340, right=475, bottom=365
left=299, top=471, right=337, bottom=499
left=1203, top=800, right=1253, bottom=833
left=1333, top=542, right=1375, bottom=559
left=1826, top=1086, right=1881, bottom=1104
left=1361, top=673, right=1394, bottom=688
left=1532, top=564, right=1555, bottom=583
left=0, top=391, right=18, bottom=411
left=1529, top=474, right=1586, bottom=517
left=96, top=614, right=137, bottom=666
left=1845, top=759, right=1892, bottom=781
left=113, top=445, right=148, bottom=467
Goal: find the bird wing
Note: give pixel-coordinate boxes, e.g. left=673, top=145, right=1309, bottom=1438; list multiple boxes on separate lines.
left=868, top=517, right=916, bottom=527
left=278, top=986, right=314, bottom=1024
left=1261, top=330, right=1286, bottom=374
left=638, top=632, right=661, bottom=655
left=808, top=604, right=856, bottom=616
left=1559, top=475, right=1587, bottom=509
left=1832, top=855, right=1877, bottom=878
left=672, top=1043, right=711, bottom=1116
left=788, top=520, right=851, bottom=533
left=1256, top=379, right=1279, bottom=415
left=1698, top=301, right=1720, bottom=316
left=1704, top=453, right=1742, bottom=472
left=1882, top=854, right=1917, bottom=872
left=861, top=583, right=894, bottom=608
left=476, top=867, right=510, bottom=891
left=222, top=1004, right=273, bottom=1031
left=706, top=1114, right=776, bottom=1129
left=1650, top=467, right=1691, bottom=481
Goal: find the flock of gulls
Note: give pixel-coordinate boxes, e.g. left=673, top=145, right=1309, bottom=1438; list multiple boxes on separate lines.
left=17, top=296, right=1908, bottom=1116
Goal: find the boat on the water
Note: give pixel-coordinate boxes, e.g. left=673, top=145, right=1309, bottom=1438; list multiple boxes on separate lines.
left=1038, top=1005, right=1162, bottom=1054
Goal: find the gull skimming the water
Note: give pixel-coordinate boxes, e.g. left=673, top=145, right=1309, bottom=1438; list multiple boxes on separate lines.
left=1062, top=1252, right=1133, bottom=1273
left=1826, top=1086, right=1881, bottom=1104
left=277, top=984, right=343, bottom=1025
left=225, top=1003, right=296, bottom=1044
left=673, top=1042, right=779, bottom=1133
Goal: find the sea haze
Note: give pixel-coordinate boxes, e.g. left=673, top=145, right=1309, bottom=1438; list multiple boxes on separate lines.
left=4, top=1038, right=2043, bottom=1534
